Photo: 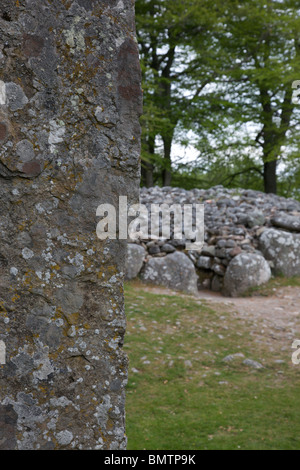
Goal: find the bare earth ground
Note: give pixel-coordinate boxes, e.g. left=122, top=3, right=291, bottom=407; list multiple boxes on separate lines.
left=132, top=283, right=300, bottom=352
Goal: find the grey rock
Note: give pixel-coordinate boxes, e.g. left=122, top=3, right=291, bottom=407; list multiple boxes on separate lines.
left=140, top=251, right=198, bottom=294
left=246, top=210, right=265, bottom=228
left=148, top=245, right=160, bottom=255
left=259, top=228, right=300, bottom=277
left=6, top=82, right=29, bottom=111
left=161, top=243, right=176, bottom=253
left=0, top=0, right=142, bottom=451
left=169, top=239, right=187, bottom=248
left=222, top=353, right=245, bottom=362
left=211, top=275, right=223, bottom=292
left=212, top=263, right=226, bottom=276
left=271, top=213, right=300, bottom=232
left=196, top=256, right=212, bottom=270
left=243, top=359, right=264, bottom=369
left=201, top=245, right=216, bottom=257
left=215, top=247, right=228, bottom=259
left=225, top=239, right=236, bottom=248
left=125, top=244, right=146, bottom=280
left=223, top=252, right=271, bottom=297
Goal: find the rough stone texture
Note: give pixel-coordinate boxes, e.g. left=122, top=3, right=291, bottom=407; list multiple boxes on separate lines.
left=270, top=213, right=300, bottom=232
left=223, top=253, right=271, bottom=297
left=259, top=229, right=300, bottom=277
left=125, top=244, right=146, bottom=281
left=196, top=256, right=212, bottom=270
left=0, top=0, right=142, bottom=450
left=140, top=251, right=198, bottom=294
left=127, top=186, right=300, bottom=294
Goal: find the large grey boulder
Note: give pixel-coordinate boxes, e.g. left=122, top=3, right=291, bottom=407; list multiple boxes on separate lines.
left=140, top=251, right=198, bottom=294
left=259, top=228, right=300, bottom=277
left=271, top=213, right=300, bottom=232
left=223, top=252, right=271, bottom=297
left=125, top=244, right=146, bottom=280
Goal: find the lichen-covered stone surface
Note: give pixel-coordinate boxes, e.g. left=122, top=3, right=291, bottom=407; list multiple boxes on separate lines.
left=0, top=0, right=142, bottom=450
left=259, top=229, right=300, bottom=277
left=140, top=251, right=199, bottom=295
left=223, top=252, right=271, bottom=297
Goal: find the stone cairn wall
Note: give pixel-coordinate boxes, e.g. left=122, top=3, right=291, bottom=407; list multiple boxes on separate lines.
left=0, top=0, right=142, bottom=450
left=126, top=186, right=300, bottom=297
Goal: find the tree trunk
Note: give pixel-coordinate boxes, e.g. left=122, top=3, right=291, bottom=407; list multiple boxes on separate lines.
left=0, top=0, right=142, bottom=450
left=264, top=160, right=277, bottom=194
left=141, top=136, right=155, bottom=187
left=142, top=161, right=154, bottom=187
left=162, top=134, right=173, bottom=186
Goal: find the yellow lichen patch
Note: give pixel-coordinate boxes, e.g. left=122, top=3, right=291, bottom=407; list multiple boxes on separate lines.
left=22, top=270, right=36, bottom=288
left=64, top=312, right=80, bottom=326
left=106, top=418, right=114, bottom=431
left=11, top=293, right=20, bottom=303
left=0, top=301, right=7, bottom=314
left=18, top=221, right=27, bottom=231
left=52, top=264, right=61, bottom=271
left=49, top=343, right=65, bottom=360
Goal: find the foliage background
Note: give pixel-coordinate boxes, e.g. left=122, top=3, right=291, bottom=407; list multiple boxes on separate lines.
left=136, top=0, right=300, bottom=199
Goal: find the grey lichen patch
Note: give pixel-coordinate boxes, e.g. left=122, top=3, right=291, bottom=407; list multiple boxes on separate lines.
left=48, top=120, right=66, bottom=154
left=0, top=340, right=6, bottom=365
left=16, top=139, right=35, bottom=163
left=63, top=16, right=86, bottom=53
left=55, top=430, right=74, bottom=446
left=5, top=82, right=28, bottom=111
left=0, top=80, right=6, bottom=105
left=22, top=248, right=34, bottom=260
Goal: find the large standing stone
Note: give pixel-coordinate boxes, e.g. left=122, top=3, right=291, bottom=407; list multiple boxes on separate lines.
left=125, top=244, right=146, bottom=280
left=259, top=228, right=300, bottom=277
left=223, top=253, right=271, bottom=297
left=140, top=251, right=198, bottom=294
left=0, top=0, right=142, bottom=450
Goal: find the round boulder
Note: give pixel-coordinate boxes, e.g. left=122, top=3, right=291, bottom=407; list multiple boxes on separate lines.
left=259, top=228, right=300, bottom=277
left=140, top=251, right=198, bottom=294
left=223, top=252, right=271, bottom=297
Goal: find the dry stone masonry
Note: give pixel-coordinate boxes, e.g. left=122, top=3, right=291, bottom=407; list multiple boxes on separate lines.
left=0, top=0, right=142, bottom=450
left=126, top=186, right=300, bottom=296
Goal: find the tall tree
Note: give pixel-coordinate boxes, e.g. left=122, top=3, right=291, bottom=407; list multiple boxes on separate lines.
left=192, top=0, right=300, bottom=194
left=135, top=0, right=221, bottom=187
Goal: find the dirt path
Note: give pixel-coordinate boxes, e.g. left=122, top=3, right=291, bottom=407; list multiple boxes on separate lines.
left=132, top=283, right=300, bottom=349
left=199, top=286, right=300, bottom=350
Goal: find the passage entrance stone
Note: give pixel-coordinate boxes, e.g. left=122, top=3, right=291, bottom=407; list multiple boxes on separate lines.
left=0, top=0, right=142, bottom=450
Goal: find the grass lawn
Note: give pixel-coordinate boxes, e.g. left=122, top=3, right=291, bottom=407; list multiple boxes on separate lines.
left=124, top=281, right=300, bottom=450
left=242, top=275, right=300, bottom=297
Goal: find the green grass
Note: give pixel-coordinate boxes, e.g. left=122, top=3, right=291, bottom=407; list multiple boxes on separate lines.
left=242, top=275, right=300, bottom=297
left=124, top=281, right=300, bottom=450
